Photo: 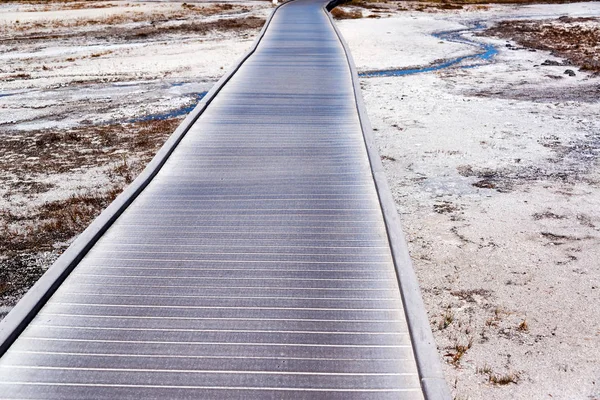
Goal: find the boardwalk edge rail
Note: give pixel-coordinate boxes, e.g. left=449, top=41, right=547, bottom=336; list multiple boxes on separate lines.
left=324, top=4, right=452, bottom=399
left=0, top=2, right=288, bottom=356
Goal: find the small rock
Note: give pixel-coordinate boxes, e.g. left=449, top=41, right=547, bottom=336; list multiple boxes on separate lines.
left=564, top=69, right=576, bottom=77
left=541, top=60, right=560, bottom=66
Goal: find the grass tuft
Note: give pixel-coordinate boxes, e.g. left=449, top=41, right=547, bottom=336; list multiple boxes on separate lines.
left=331, top=7, right=363, bottom=19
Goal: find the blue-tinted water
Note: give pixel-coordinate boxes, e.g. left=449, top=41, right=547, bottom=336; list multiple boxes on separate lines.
left=359, top=24, right=497, bottom=78
left=128, top=91, right=208, bottom=123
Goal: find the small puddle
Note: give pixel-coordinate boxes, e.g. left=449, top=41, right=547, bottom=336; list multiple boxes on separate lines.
left=359, top=23, right=497, bottom=78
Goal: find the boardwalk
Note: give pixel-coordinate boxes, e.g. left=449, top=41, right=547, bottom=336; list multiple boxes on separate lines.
left=0, top=0, right=448, bottom=398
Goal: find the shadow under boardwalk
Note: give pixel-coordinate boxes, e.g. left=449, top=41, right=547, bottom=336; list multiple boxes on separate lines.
left=0, top=0, right=445, bottom=398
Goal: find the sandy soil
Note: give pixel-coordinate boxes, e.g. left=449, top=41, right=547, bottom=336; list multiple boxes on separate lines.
left=337, top=2, right=600, bottom=399
left=0, top=0, right=271, bottom=316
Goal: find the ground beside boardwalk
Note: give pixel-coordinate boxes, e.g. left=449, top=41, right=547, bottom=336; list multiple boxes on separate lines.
left=337, top=2, right=600, bottom=399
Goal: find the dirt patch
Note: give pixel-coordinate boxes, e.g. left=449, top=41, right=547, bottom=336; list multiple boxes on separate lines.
left=456, top=125, right=600, bottom=192
left=331, top=6, right=364, bottom=19
left=1, top=186, right=122, bottom=253
left=0, top=117, right=182, bottom=315
left=485, top=17, right=600, bottom=73
left=1, top=118, right=181, bottom=177
left=1, top=15, right=266, bottom=43
left=466, top=83, right=600, bottom=103
left=126, top=16, right=266, bottom=40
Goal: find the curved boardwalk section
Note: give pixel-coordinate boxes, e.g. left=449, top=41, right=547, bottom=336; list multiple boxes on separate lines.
left=0, top=0, right=442, bottom=398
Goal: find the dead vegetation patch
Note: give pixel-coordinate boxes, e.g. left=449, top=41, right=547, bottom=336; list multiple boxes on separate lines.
left=477, top=365, right=520, bottom=385
left=37, top=2, right=119, bottom=11
left=484, top=17, right=600, bottom=73
left=434, top=201, right=459, bottom=214
left=540, top=231, right=588, bottom=245
left=456, top=127, right=600, bottom=193
left=451, top=288, right=492, bottom=302
left=0, top=117, right=182, bottom=311
left=416, top=0, right=591, bottom=4
left=367, top=0, right=598, bottom=13
left=181, top=2, right=250, bottom=16
left=331, top=7, right=364, bottom=19
left=1, top=186, right=122, bottom=254
left=532, top=211, right=567, bottom=220
left=0, top=0, right=81, bottom=3
left=0, top=2, right=264, bottom=44
left=446, top=338, right=473, bottom=366
left=1, top=118, right=180, bottom=176
left=126, top=16, right=266, bottom=40
left=2, top=15, right=266, bottom=43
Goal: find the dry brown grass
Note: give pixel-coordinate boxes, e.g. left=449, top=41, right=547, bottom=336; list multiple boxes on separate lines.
left=517, top=320, right=529, bottom=332
left=0, top=114, right=188, bottom=315
left=1, top=118, right=180, bottom=247
left=331, top=7, right=363, bottom=19
left=5, top=11, right=152, bottom=32
left=126, top=16, right=266, bottom=40
left=0, top=117, right=182, bottom=309
left=0, top=185, right=121, bottom=305
left=38, top=2, right=118, bottom=11
left=1, top=2, right=257, bottom=36
left=489, top=372, right=520, bottom=385
left=0, top=0, right=81, bottom=3
left=438, top=307, right=455, bottom=330
left=446, top=338, right=473, bottom=366
left=485, top=17, right=600, bottom=72
left=181, top=2, right=248, bottom=16
left=1, top=118, right=180, bottom=176
left=1, top=187, right=122, bottom=253
left=390, top=0, right=596, bottom=13
left=476, top=365, right=520, bottom=385
left=348, top=0, right=391, bottom=9
left=2, top=14, right=266, bottom=43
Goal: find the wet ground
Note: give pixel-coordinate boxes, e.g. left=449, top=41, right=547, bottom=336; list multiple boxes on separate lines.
left=360, top=22, right=499, bottom=77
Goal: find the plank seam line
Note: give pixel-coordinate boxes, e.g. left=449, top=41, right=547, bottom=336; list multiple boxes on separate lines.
left=37, top=314, right=403, bottom=323
left=0, top=383, right=419, bottom=392
left=69, top=276, right=394, bottom=282
left=52, top=285, right=394, bottom=291
left=13, top=338, right=412, bottom=348
left=25, top=326, right=408, bottom=335
left=47, top=303, right=402, bottom=311
left=53, top=293, right=398, bottom=300
left=1, top=366, right=416, bottom=376
left=6, top=351, right=414, bottom=362
left=77, top=259, right=391, bottom=264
